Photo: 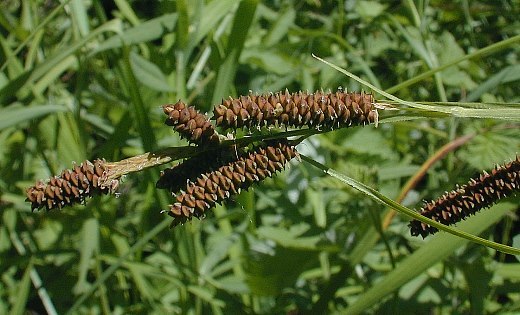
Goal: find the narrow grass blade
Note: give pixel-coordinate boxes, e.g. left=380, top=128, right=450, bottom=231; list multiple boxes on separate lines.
left=66, top=218, right=171, bottom=315
left=70, top=0, right=90, bottom=36
left=195, top=0, right=237, bottom=44
left=0, top=70, right=33, bottom=105
left=301, top=154, right=520, bottom=256
left=129, top=51, right=173, bottom=92
left=211, top=0, right=258, bottom=104
left=73, top=218, right=100, bottom=295
left=466, top=64, right=520, bottom=102
left=0, top=0, right=72, bottom=73
left=313, top=54, right=520, bottom=119
left=92, top=14, right=177, bottom=54
left=120, top=48, right=157, bottom=152
left=114, top=0, right=140, bottom=26
left=10, top=260, right=33, bottom=315
left=28, top=19, right=122, bottom=87
left=344, top=203, right=513, bottom=315
left=0, top=105, right=68, bottom=130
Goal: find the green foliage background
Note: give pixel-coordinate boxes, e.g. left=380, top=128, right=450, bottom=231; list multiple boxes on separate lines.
left=0, top=0, right=519, bottom=314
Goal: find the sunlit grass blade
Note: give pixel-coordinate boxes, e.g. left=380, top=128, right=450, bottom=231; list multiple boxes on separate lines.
left=313, top=54, right=520, bottom=119
left=70, top=0, right=90, bottom=36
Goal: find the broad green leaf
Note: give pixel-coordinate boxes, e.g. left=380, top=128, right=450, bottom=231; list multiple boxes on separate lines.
left=33, top=221, right=63, bottom=250
left=111, top=234, right=157, bottom=301
left=458, top=130, right=520, bottom=170
left=92, top=14, right=177, bottom=54
left=199, top=232, right=236, bottom=276
left=129, top=52, right=174, bottom=92
left=256, top=224, right=320, bottom=250
left=240, top=49, right=294, bottom=75
left=264, top=7, right=295, bottom=46
left=495, top=263, right=520, bottom=279
left=0, top=104, right=68, bottom=130
left=308, top=188, right=326, bottom=228
left=187, top=285, right=224, bottom=307
left=386, top=34, right=520, bottom=94
left=195, top=0, right=237, bottom=44
left=461, top=257, right=491, bottom=315
left=513, top=235, right=520, bottom=262
left=356, top=1, right=388, bottom=20
left=213, top=275, right=249, bottom=294
left=68, top=219, right=170, bottom=314
left=435, top=32, right=476, bottom=89
left=378, top=164, right=421, bottom=181
left=57, top=113, right=85, bottom=163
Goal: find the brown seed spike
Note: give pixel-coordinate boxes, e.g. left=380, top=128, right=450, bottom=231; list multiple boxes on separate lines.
left=26, top=159, right=115, bottom=212
left=163, top=101, right=220, bottom=146
left=409, top=156, right=520, bottom=238
left=164, top=140, right=299, bottom=226
left=211, top=90, right=377, bottom=131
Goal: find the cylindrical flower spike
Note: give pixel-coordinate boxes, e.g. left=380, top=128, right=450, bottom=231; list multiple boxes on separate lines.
left=163, top=101, right=220, bottom=146
left=212, top=90, right=378, bottom=130
left=409, top=156, right=520, bottom=238
left=162, top=140, right=298, bottom=227
left=26, top=159, right=116, bottom=211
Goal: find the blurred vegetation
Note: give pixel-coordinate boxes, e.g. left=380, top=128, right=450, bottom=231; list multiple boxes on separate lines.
left=0, top=0, right=519, bottom=314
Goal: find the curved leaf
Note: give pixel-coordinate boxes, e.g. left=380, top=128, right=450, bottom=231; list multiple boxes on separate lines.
left=0, top=105, right=68, bottom=130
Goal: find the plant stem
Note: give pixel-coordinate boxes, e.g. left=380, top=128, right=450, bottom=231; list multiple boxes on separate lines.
left=100, top=146, right=200, bottom=186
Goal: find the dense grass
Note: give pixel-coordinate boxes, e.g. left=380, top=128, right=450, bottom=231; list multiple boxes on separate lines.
left=0, top=1, right=519, bottom=314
